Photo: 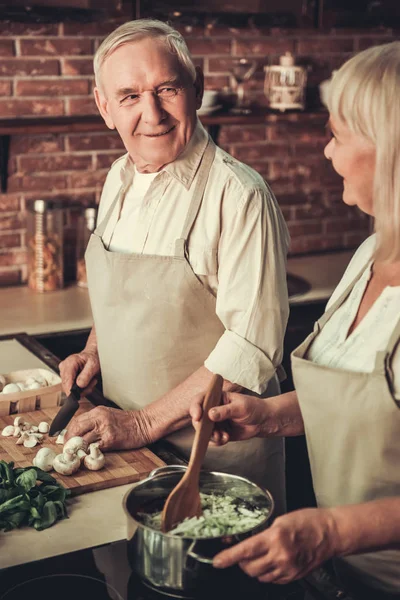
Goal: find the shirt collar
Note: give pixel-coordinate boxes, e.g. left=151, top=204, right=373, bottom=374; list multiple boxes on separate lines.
left=119, top=119, right=210, bottom=190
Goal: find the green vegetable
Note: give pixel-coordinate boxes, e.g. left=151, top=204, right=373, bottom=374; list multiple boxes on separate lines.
left=138, top=493, right=267, bottom=538
left=0, top=460, right=71, bottom=532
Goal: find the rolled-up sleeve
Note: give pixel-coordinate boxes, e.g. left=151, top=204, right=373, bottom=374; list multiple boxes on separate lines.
left=204, top=184, right=290, bottom=395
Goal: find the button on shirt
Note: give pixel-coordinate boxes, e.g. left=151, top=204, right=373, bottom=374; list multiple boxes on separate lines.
left=97, top=121, right=290, bottom=394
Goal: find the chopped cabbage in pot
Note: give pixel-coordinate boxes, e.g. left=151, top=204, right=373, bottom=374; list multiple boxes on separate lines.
left=137, top=492, right=267, bottom=538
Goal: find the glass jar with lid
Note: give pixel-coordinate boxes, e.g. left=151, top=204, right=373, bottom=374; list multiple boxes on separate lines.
left=27, top=199, right=64, bottom=293
left=76, top=206, right=97, bottom=288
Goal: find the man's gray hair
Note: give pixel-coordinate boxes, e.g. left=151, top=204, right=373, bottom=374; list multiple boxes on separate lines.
left=94, top=19, right=197, bottom=88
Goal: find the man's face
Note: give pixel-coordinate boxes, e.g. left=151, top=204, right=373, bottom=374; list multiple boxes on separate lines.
left=94, top=38, right=203, bottom=173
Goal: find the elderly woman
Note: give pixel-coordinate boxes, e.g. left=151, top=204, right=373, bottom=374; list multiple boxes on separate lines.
left=191, top=42, right=400, bottom=599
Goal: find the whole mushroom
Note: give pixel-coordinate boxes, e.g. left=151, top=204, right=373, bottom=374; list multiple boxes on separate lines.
left=53, top=448, right=80, bottom=476
left=63, top=436, right=87, bottom=454
left=84, top=443, right=105, bottom=471
left=33, top=447, right=57, bottom=472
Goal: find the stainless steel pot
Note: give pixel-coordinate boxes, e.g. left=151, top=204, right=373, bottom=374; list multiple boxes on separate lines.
left=123, top=465, right=274, bottom=595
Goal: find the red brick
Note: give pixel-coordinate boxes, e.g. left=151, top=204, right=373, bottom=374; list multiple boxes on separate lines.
left=324, top=216, right=369, bottom=234
left=0, top=81, right=12, bottom=96
left=296, top=38, right=354, bottom=54
left=287, top=220, right=323, bottom=237
left=67, top=97, right=98, bottom=115
left=204, top=75, right=230, bottom=90
left=267, top=119, right=329, bottom=142
left=66, top=132, right=124, bottom=152
left=0, top=59, right=59, bottom=77
left=0, top=23, right=58, bottom=36
left=275, top=192, right=319, bottom=206
left=22, top=190, right=96, bottom=206
left=0, top=99, right=64, bottom=118
left=0, top=213, right=25, bottom=230
left=219, top=125, right=267, bottom=145
left=0, top=41, right=14, bottom=57
left=7, top=174, right=67, bottom=193
left=95, top=152, right=125, bottom=169
left=208, top=58, right=238, bottom=73
left=0, top=196, right=21, bottom=212
left=234, top=38, right=295, bottom=56
left=356, top=36, right=396, bottom=51
left=62, top=59, right=94, bottom=76
left=68, top=170, right=108, bottom=188
left=62, top=21, right=121, bottom=36
left=16, top=79, right=89, bottom=96
left=0, top=233, right=21, bottom=248
left=0, top=269, right=22, bottom=286
left=11, top=135, right=63, bottom=155
left=20, top=39, right=92, bottom=57
left=186, top=39, right=231, bottom=55
left=19, top=155, right=92, bottom=172
left=0, top=250, right=27, bottom=267
left=289, top=234, right=344, bottom=255
left=230, top=143, right=271, bottom=162
left=344, top=231, right=369, bottom=247
left=242, top=161, right=270, bottom=179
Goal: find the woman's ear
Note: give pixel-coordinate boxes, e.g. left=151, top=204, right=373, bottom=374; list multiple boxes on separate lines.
left=94, top=87, right=115, bottom=130
left=194, top=66, right=204, bottom=110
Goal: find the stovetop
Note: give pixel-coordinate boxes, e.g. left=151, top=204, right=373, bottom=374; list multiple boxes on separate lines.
left=0, top=540, right=311, bottom=600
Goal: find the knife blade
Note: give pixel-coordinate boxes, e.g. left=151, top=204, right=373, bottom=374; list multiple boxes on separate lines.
left=49, top=381, right=84, bottom=437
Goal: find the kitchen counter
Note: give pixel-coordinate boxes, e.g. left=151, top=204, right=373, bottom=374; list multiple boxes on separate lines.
left=0, top=250, right=355, bottom=337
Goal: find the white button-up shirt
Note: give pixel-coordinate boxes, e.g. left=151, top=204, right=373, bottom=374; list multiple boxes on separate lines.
left=97, top=121, right=290, bottom=394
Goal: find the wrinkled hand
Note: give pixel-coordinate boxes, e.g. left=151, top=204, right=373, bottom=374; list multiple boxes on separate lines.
left=64, top=405, right=150, bottom=451
left=213, top=508, right=339, bottom=584
left=189, top=392, right=267, bottom=446
left=59, top=349, right=100, bottom=396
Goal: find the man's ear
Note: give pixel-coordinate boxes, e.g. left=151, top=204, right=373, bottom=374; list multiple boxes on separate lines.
left=194, top=66, right=204, bottom=110
left=94, top=86, right=115, bottom=130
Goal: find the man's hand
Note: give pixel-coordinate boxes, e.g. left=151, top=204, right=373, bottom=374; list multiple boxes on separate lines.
left=213, top=508, right=339, bottom=584
left=189, top=392, right=269, bottom=446
left=64, top=405, right=150, bottom=450
left=59, top=349, right=100, bottom=396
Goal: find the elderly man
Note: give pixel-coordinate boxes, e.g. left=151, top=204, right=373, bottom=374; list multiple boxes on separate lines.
left=60, top=19, right=290, bottom=516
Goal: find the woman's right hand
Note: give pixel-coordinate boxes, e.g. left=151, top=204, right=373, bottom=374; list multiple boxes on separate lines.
left=189, top=392, right=268, bottom=446
left=59, top=349, right=100, bottom=396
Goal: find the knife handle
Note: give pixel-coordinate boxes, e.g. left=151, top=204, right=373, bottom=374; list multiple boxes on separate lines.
left=70, top=382, right=84, bottom=400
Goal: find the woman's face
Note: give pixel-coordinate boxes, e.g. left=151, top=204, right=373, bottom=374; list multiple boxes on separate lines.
left=324, top=116, right=376, bottom=216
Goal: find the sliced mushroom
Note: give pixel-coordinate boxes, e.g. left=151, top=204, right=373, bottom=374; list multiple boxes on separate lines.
left=84, top=443, right=105, bottom=471
left=23, top=436, right=38, bottom=448
left=13, top=426, right=22, bottom=437
left=16, top=431, right=30, bottom=445
left=30, top=433, right=44, bottom=441
left=2, top=383, right=21, bottom=394
left=56, top=429, right=67, bottom=445
left=2, top=425, right=15, bottom=437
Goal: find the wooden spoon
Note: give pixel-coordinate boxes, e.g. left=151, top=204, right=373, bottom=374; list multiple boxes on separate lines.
left=161, top=373, right=224, bottom=533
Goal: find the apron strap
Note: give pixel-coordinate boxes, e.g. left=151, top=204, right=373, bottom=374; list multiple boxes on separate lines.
left=95, top=184, right=124, bottom=238
left=176, top=137, right=216, bottom=249
left=315, top=261, right=370, bottom=331
left=374, top=314, right=400, bottom=376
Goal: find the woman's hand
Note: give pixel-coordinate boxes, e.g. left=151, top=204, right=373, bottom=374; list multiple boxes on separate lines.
left=189, top=392, right=269, bottom=446
left=213, top=508, right=339, bottom=584
left=59, top=349, right=100, bottom=396
left=64, top=405, right=150, bottom=450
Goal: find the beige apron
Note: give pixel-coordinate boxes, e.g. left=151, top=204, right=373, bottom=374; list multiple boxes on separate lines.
left=85, top=139, right=286, bottom=516
left=291, top=265, right=400, bottom=595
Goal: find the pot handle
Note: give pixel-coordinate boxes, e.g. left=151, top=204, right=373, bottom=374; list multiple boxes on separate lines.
left=187, top=541, right=214, bottom=565
left=148, top=465, right=187, bottom=479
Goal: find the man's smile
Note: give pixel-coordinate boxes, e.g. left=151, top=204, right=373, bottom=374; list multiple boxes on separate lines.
left=140, top=125, right=176, bottom=138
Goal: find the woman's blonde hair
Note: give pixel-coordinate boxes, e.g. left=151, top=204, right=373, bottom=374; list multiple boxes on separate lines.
left=327, top=42, right=400, bottom=262
left=94, top=19, right=196, bottom=89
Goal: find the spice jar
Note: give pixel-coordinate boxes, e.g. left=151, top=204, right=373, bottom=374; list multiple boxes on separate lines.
left=27, top=199, right=64, bottom=293
left=76, top=207, right=97, bottom=288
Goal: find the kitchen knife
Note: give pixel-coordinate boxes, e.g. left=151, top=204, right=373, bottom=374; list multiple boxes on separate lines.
left=49, top=381, right=84, bottom=436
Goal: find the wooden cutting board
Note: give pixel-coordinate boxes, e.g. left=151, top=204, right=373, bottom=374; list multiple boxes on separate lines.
left=0, top=400, right=165, bottom=495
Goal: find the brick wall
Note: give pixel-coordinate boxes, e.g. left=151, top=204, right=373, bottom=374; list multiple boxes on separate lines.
left=0, top=19, right=397, bottom=286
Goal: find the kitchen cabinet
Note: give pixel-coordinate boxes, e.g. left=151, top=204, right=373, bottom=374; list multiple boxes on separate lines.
left=319, top=0, right=400, bottom=27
